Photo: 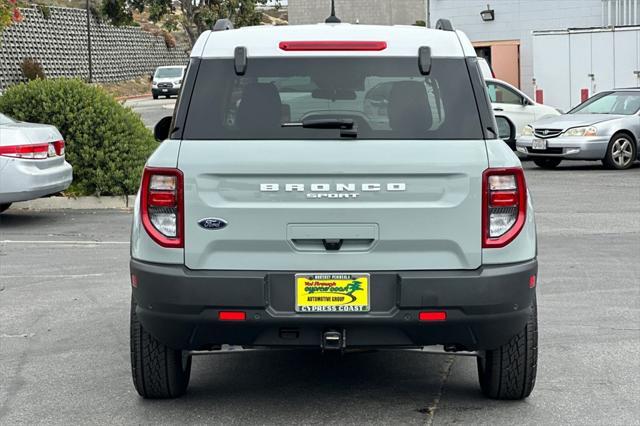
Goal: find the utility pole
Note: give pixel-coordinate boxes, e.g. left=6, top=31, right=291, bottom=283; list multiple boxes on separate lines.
left=425, top=0, right=431, bottom=28
left=86, top=0, right=93, bottom=83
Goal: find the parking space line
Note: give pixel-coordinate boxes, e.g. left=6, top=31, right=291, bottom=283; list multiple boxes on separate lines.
left=0, top=240, right=129, bottom=245
left=1, top=273, right=104, bottom=278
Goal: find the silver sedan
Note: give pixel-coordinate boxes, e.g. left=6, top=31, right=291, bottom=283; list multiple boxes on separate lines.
left=0, top=113, right=73, bottom=213
left=517, top=89, right=640, bottom=170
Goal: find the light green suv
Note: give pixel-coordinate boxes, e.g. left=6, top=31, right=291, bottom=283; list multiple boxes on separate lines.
left=129, top=19, right=538, bottom=400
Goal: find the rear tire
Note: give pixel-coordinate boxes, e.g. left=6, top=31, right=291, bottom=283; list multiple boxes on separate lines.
left=603, top=133, right=636, bottom=170
left=533, top=158, right=562, bottom=169
left=130, top=298, right=191, bottom=398
left=152, top=94, right=158, bottom=100
left=0, top=203, right=11, bottom=213
left=477, top=294, right=538, bottom=400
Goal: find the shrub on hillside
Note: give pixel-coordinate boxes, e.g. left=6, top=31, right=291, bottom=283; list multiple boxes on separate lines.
left=162, top=31, right=176, bottom=49
left=20, top=57, right=46, bottom=80
left=0, top=79, right=158, bottom=196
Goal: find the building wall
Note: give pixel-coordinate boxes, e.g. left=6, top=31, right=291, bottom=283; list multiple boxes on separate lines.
left=429, top=0, right=605, bottom=96
left=0, top=6, right=190, bottom=91
left=289, top=0, right=425, bottom=25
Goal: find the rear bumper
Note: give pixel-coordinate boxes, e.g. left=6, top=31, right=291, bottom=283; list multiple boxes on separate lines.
left=152, top=88, right=180, bottom=96
left=131, top=258, right=537, bottom=351
left=0, top=157, right=72, bottom=203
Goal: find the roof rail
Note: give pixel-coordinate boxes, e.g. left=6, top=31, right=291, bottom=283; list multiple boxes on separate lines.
left=213, top=19, right=234, bottom=31
left=435, top=19, right=454, bottom=31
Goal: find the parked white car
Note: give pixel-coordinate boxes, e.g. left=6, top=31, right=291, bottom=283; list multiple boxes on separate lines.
left=0, top=113, right=72, bottom=213
left=477, top=57, right=494, bottom=79
left=486, top=78, right=560, bottom=148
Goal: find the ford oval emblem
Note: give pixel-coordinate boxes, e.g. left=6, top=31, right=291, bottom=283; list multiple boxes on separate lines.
left=198, top=218, right=228, bottom=230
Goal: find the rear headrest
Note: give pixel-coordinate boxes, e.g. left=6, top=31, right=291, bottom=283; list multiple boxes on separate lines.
left=236, top=83, right=282, bottom=131
left=388, top=81, right=432, bottom=135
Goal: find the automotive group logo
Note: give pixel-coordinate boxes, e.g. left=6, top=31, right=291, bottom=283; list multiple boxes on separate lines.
left=295, top=273, right=370, bottom=312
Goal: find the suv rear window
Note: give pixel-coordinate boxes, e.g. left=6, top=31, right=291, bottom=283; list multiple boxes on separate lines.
left=183, top=57, right=483, bottom=140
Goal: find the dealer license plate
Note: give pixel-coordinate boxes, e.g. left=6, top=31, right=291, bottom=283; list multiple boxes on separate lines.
left=295, top=273, right=370, bottom=313
left=532, top=138, right=547, bottom=150
left=162, top=89, right=168, bottom=92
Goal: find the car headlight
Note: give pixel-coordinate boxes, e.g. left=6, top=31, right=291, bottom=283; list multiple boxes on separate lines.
left=521, top=125, right=533, bottom=136
left=564, top=126, right=597, bottom=137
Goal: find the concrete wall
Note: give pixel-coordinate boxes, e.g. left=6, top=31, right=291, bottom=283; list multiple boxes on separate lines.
left=429, top=0, right=605, bottom=96
left=289, top=0, right=426, bottom=25
left=0, top=6, right=190, bottom=91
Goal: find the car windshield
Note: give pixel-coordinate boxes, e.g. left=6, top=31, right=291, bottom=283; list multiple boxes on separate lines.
left=183, top=57, right=484, bottom=140
left=155, top=67, right=183, bottom=78
left=570, top=91, right=640, bottom=115
left=0, top=113, right=16, bottom=125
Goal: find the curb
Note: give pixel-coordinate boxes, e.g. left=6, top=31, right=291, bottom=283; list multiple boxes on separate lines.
left=117, top=94, right=151, bottom=102
left=11, top=196, right=136, bottom=211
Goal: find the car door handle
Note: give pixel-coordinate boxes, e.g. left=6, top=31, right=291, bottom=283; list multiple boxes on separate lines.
left=493, top=107, right=504, bottom=111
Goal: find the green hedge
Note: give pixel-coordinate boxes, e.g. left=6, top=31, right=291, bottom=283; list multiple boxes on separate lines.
left=0, top=79, right=157, bottom=196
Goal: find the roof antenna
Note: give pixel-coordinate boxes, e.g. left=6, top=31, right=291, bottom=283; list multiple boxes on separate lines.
left=325, top=0, right=341, bottom=23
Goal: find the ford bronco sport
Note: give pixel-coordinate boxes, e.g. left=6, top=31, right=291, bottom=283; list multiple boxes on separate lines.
left=130, top=18, right=538, bottom=400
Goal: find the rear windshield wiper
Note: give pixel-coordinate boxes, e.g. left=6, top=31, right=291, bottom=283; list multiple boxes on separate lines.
left=282, top=118, right=358, bottom=138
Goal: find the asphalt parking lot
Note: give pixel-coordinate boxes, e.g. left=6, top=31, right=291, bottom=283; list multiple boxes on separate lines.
left=124, top=97, right=176, bottom=129
left=1, top=161, right=638, bottom=425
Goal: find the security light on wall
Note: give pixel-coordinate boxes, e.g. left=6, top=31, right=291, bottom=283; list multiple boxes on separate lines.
left=480, top=4, right=495, bottom=22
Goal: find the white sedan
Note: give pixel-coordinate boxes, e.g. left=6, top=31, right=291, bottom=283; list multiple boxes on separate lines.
left=486, top=78, right=561, bottom=148
left=0, top=113, right=72, bottom=213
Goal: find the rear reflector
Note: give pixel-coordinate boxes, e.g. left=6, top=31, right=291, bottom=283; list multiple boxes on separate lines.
left=218, top=311, right=246, bottom=321
left=419, top=311, right=447, bottom=322
left=529, top=275, right=537, bottom=288
left=279, top=41, right=387, bottom=51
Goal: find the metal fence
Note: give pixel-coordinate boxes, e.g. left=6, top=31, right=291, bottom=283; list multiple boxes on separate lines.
left=0, top=6, right=190, bottom=91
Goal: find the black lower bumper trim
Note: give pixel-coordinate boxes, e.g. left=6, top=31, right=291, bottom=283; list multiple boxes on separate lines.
left=152, top=88, right=179, bottom=96
left=131, top=259, right=537, bottom=351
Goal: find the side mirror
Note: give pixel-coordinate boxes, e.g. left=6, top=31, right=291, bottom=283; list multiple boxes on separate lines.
left=521, top=96, right=531, bottom=106
left=495, top=115, right=516, bottom=148
left=154, top=116, right=173, bottom=142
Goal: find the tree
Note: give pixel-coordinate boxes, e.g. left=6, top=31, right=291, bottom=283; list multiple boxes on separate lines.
left=102, top=0, right=268, bottom=47
left=0, top=0, right=22, bottom=33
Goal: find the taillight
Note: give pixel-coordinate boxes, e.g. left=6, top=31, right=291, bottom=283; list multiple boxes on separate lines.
left=140, top=167, right=184, bottom=248
left=0, top=140, right=65, bottom=159
left=0, top=143, right=49, bottom=159
left=482, top=167, right=527, bottom=248
left=52, top=140, right=65, bottom=156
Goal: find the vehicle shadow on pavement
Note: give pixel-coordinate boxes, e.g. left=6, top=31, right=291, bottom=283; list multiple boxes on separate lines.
left=0, top=211, right=53, bottom=228
left=137, top=349, right=467, bottom=422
